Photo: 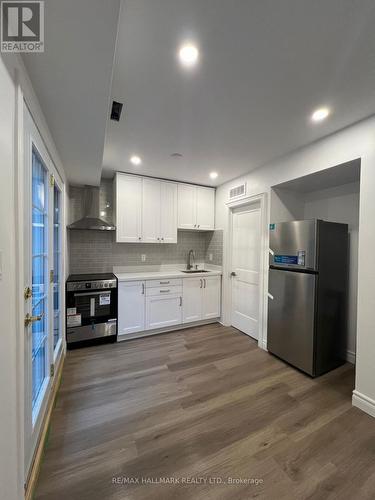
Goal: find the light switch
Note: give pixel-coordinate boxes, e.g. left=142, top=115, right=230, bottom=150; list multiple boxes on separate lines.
left=141, top=254, right=146, bottom=262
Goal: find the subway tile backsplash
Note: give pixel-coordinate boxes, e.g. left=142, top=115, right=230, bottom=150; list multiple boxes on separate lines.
left=68, top=181, right=222, bottom=274
left=69, top=229, right=223, bottom=274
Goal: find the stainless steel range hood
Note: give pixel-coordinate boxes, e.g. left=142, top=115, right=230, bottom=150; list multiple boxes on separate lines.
left=68, top=186, right=115, bottom=231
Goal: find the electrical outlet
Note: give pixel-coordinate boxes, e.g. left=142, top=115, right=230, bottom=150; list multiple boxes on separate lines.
left=209, top=253, right=213, bottom=262
left=141, top=254, right=146, bottom=262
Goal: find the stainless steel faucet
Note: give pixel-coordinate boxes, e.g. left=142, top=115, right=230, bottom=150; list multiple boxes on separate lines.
left=187, top=249, right=195, bottom=270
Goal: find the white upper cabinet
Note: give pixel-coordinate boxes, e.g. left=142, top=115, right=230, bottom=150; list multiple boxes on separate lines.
left=177, top=183, right=215, bottom=230
left=115, top=173, right=214, bottom=243
left=115, top=173, right=142, bottom=243
left=196, top=187, right=215, bottom=230
left=160, top=181, right=177, bottom=243
left=142, top=178, right=161, bottom=243
left=177, top=184, right=197, bottom=229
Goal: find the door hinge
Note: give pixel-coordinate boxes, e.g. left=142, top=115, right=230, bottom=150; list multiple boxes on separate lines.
left=50, top=269, right=54, bottom=283
left=50, top=174, right=55, bottom=187
left=24, top=286, right=32, bottom=300
left=50, top=363, right=55, bottom=377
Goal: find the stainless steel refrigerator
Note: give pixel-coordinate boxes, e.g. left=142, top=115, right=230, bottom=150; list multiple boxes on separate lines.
left=268, top=219, right=348, bottom=377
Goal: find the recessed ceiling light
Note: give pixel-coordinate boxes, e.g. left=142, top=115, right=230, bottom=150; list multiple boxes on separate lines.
left=179, top=43, right=199, bottom=67
left=311, top=107, right=330, bottom=122
left=210, top=172, right=218, bottom=179
left=130, top=155, right=142, bottom=166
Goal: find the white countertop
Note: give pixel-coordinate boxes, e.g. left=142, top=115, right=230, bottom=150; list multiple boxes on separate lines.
left=115, top=267, right=222, bottom=282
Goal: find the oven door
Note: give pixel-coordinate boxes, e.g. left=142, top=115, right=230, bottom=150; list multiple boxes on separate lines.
left=66, top=288, right=117, bottom=342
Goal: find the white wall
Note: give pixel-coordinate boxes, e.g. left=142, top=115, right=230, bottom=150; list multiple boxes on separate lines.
left=0, top=54, right=21, bottom=500
left=304, top=182, right=360, bottom=361
left=216, top=115, right=375, bottom=417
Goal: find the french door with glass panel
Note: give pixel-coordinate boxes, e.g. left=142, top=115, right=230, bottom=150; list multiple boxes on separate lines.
left=23, top=105, right=64, bottom=475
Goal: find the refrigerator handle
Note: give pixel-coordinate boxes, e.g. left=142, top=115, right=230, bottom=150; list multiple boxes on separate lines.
left=268, top=292, right=274, bottom=300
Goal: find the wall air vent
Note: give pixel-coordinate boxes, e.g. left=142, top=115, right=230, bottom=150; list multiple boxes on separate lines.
left=229, top=182, right=246, bottom=200
left=110, top=101, right=123, bottom=121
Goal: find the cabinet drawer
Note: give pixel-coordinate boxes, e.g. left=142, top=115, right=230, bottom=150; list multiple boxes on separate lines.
left=146, top=286, right=182, bottom=296
left=146, top=278, right=182, bottom=288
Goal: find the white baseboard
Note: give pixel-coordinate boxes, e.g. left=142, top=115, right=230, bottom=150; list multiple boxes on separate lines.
left=346, top=350, right=356, bottom=364
left=352, top=390, right=375, bottom=418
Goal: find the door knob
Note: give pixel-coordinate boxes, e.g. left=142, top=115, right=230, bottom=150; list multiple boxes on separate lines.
left=230, top=272, right=237, bottom=277
left=25, top=312, right=44, bottom=327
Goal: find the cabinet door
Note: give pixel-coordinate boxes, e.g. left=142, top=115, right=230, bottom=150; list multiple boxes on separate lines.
left=146, top=294, right=182, bottom=330
left=118, top=281, right=145, bottom=336
left=202, top=276, right=221, bottom=319
left=196, top=187, right=215, bottom=230
left=116, top=174, right=142, bottom=242
left=183, top=278, right=203, bottom=323
left=178, top=184, right=197, bottom=229
left=142, top=178, right=161, bottom=243
left=160, top=181, right=177, bottom=243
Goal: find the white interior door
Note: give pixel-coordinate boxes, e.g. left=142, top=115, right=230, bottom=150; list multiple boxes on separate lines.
left=231, top=205, right=261, bottom=339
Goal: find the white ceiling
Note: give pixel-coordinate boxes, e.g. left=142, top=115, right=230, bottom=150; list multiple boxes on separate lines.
left=23, top=0, right=121, bottom=185
left=273, top=159, right=361, bottom=193
left=103, top=0, right=375, bottom=187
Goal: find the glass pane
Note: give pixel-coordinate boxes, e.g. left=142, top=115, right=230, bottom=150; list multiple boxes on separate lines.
left=53, top=184, right=61, bottom=350
left=32, top=342, right=46, bottom=406
left=31, top=146, right=48, bottom=410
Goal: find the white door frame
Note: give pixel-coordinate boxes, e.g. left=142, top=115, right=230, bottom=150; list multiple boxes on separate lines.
left=223, top=192, right=268, bottom=350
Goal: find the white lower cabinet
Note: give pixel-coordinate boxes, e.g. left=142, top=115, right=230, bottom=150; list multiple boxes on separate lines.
left=202, top=276, right=221, bottom=319
left=183, top=276, right=221, bottom=323
left=183, top=278, right=203, bottom=323
left=146, top=294, right=182, bottom=330
left=118, top=275, right=221, bottom=337
left=118, top=281, right=145, bottom=336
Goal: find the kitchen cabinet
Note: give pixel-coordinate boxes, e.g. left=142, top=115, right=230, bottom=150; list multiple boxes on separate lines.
left=183, top=275, right=221, bottom=323
left=142, top=178, right=178, bottom=243
left=146, top=293, right=182, bottom=330
left=202, top=276, right=221, bottom=319
left=115, top=173, right=142, bottom=243
left=116, top=173, right=177, bottom=243
left=177, top=183, right=215, bottom=230
left=142, top=178, right=161, bottom=243
left=118, top=281, right=145, bottom=336
left=160, top=181, right=178, bottom=243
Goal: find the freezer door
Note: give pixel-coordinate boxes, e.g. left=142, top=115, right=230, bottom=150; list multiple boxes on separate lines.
left=268, top=268, right=316, bottom=375
left=269, top=220, right=317, bottom=271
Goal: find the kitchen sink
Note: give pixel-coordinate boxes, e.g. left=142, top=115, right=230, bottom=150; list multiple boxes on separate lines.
left=181, top=269, right=210, bottom=273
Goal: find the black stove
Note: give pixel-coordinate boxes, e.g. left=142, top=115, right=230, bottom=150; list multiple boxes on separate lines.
left=66, top=273, right=118, bottom=348
left=67, top=273, right=116, bottom=282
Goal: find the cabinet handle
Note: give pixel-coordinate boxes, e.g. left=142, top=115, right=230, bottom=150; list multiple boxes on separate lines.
left=142, top=283, right=145, bottom=295
left=160, top=289, right=170, bottom=293
left=194, top=224, right=196, bottom=228
left=204, top=278, right=206, bottom=288
left=200, top=279, right=202, bottom=288
left=179, top=296, right=182, bottom=306
left=198, top=225, right=200, bottom=228
left=138, top=237, right=141, bottom=241
left=161, top=237, right=164, bottom=241
left=160, top=281, right=170, bottom=285
left=157, top=237, right=160, bottom=241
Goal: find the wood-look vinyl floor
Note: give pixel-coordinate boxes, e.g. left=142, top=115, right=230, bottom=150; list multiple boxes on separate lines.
left=35, top=324, right=375, bottom=500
